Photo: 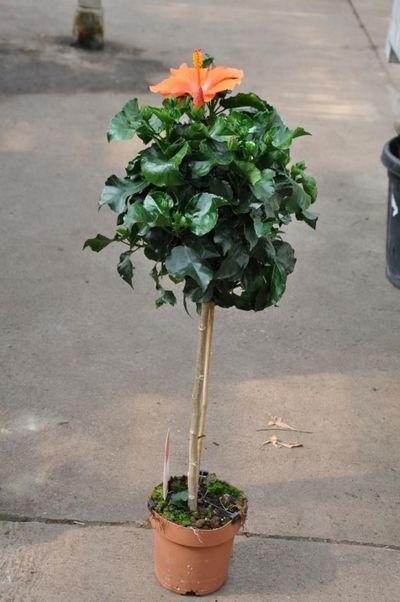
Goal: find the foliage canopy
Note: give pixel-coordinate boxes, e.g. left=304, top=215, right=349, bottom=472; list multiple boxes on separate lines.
left=85, top=70, right=318, bottom=312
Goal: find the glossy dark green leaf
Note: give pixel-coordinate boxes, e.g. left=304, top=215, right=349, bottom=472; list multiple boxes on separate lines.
left=150, top=266, right=177, bottom=307
left=301, top=174, right=318, bottom=203
left=185, top=236, right=221, bottom=260
left=253, top=218, right=275, bottom=238
left=156, top=289, right=177, bottom=308
left=99, top=176, right=147, bottom=213
left=208, top=177, right=234, bottom=202
left=215, top=243, right=249, bottom=280
left=183, top=278, right=214, bottom=303
left=209, top=116, right=236, bottom=142
left=274, top=241, right=296, bottom=273
left=123, top=202, right=149, bottom=234
left=141, top=143, right=189, bottom=187
left=221, top=93, right=270, bottom=112
left=270, top=263, right=287, bottom=304
left=297, top=209, right=319, bottom=229
left=190, top=142, right=233, bottom=177
left=83, top=233, right=115, bottom=252
left=251, top=169, right=275, bottom=202
left=144, top=228, right=173, bottom=259
left=107, top=98, right=142, bottom=142
left=213, top=220, right=238, bottom=254
left=117, top=251, right=134, bottom=287
left=181, top=122, right=210, bottom=140
left=275, top=178, right=311, bottom=214
left=234, top=160, right=261, bottom=185
left=272, top=124, right=310, bottom=150
left=165, top=246, right=214, bottom=291
left=251, top=237, right=276, bottom=264
left=143, top=191, right=174, bottom=227
left=202, top=54, right=214, bottom=68
left=244, top=222, right=259, bottom=250
left=185, top=193, right=227, bottom=236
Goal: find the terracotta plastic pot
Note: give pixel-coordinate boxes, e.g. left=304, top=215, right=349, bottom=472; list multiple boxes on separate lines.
left=149, top=510, right=244, bottom=596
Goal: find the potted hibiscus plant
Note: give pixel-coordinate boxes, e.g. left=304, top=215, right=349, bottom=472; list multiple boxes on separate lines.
left=84, top=49, right=318, bottom=595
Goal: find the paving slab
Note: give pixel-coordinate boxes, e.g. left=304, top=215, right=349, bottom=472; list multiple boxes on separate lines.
left=1, top=521, right=399, bottom=602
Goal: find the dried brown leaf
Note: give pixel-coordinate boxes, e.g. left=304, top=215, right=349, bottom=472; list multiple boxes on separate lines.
left=257, top=415, right=312, bottom=434
left=267, top=416, right=296, bottom=430
left=261, top=435, right=303, bottom=449
left=278, top=441, right=303, bottom=449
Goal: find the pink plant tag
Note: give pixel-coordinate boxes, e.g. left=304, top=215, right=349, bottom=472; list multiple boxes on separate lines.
left=163, top=429, right=170, bottom=500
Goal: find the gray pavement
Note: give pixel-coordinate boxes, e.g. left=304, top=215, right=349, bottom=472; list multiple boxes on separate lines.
left=1, top=0, right=400, bottom=600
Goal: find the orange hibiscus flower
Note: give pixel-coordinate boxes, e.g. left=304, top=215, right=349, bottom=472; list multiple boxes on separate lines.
left=149, top=49, right=244, bottom=109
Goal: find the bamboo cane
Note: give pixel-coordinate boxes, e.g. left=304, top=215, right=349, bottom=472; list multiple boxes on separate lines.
left=187, top=303, right=212, bottom=511
left=197, top=303, right=215, bottom=465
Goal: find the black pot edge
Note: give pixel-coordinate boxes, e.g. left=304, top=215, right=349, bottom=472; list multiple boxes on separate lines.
left=381, top=136, right=400, bottom=174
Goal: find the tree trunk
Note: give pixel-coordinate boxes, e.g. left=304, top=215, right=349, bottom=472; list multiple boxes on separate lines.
left=187, top=302, right=215, bottom=511
left=197, top=304, right=215, bottom=464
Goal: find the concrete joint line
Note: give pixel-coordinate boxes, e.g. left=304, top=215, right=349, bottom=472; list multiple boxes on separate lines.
left=240, top=531, right=400, bottom=552
left=346, top=0, right=400, bottom=92
left=1, top=513, right=400, bottom=552
left=0, top=513, right=149, bottom=530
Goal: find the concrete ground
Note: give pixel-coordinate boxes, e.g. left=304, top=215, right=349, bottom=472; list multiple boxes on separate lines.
left=1, top=0, right=400, bottom=600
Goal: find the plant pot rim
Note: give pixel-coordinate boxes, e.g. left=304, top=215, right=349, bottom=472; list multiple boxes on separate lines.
left=382, top=135, right=400, bottom=174
left=148, top=507, right=246, bottom=548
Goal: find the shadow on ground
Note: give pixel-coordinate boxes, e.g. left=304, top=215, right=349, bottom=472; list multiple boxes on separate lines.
left=0, top=35, right=165, bottom=94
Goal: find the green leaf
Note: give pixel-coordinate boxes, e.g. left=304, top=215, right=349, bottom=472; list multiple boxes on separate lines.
left=213, top=220, right=237, bottom=254
left=209, top=116, right=236, bottom=142
left=185, top=236, right=221, bottom=260
left=144, top=228, right=173, bottom=259
left=208, top=177, right=234, bottom=201
left=215, top=243, right=249, bottom=280
left=147, top=106, right=179, bottom=128
left=181, top=122, right=210, bottom=141
left=272, top=123, right=310, bottom=150
left=301, top=174, right=318, bottom=203
left=143, top=191, right=174, bottom=227
left=221, top=92, right=270, bottom=112
left=165, top=246, right=214, bottom=291
left=156, top=289, right=177, bottom=308
left=150, top=266, right=177, bottom=307
left=297, top=209, right=319, bottom=229
left=141, top=143, right=189, bottom=187
left=83, top=234, right=115, bottom=252
left=275, top=178, right=311, bottom=214
left=123, top=202, right=150, bottom=235
left=244, top=222, right=259, bottom=250
left=169, top=490, right=188, bottom=503
left=253, top=218, right=275, bottom=238
left=251, top=169, right=275, bottom=203
left=190, top=141, right=233, bottom=177
left=274, top=241, right=296, bottom=273
left=99, top=176, right=147, bottom=213
left=270, top=263, right=287, bottom=304
left=202, top=54, right=214, bottom=68
left=234, top=160, right=261, bottom=185
left=290, top=163, right=317, bottom=204
left=251, top=237, right=276, bottom=264
left=117, top=251, right=134, bottom=287
left=107, top=99, right=142, bottom=142
left=185, top=192, right=227, bottom=236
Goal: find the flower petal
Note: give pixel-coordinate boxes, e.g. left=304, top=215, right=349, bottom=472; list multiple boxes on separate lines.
left=203, top=77, right=243, bottom=99
left=202, top=67, right=244, bottom=93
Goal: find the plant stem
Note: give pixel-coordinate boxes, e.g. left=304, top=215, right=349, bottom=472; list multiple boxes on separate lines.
left=197, top=303, right=215, bottom=464
left=187, top=302, right=214, bottom=511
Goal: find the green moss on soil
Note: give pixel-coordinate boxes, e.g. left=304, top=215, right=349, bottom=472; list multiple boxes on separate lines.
left=149, top=475, right=247, bottom=529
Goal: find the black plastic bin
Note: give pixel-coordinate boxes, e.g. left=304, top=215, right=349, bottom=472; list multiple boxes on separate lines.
left=381, top=136, right=400, bottom=288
